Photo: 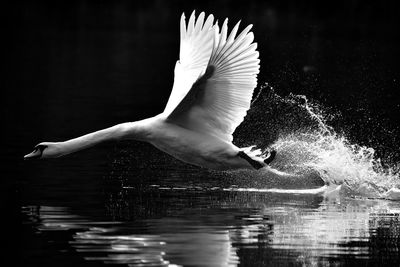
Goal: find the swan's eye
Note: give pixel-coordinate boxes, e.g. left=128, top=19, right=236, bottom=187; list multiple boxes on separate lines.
left=32, top=145, right=48, bottom=158
left=35, top=145, right=48, bottom=151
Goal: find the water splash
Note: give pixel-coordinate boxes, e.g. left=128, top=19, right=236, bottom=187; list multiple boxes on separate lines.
left=246, top=84, right=400, bottom=198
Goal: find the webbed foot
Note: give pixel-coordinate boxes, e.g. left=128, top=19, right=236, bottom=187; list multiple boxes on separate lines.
left=264, top=150, right=276, bottom=164
left=237, top=151, right=264, bottom=169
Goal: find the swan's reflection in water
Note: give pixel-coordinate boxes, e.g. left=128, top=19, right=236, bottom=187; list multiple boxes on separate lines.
left=23, top=188, right=400, bottom=266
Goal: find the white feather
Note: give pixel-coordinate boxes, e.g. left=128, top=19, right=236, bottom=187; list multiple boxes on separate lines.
left=163, top=11, right=215, bottom=115
left=165, top=12, right=260, bottom=142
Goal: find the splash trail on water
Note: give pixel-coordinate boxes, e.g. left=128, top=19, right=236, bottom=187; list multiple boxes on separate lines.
left=243, top=83, right=400, bottom=198
left=111, top=84, right=399, bottom=200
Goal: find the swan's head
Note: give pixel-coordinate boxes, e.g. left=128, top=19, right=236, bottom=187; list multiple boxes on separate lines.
left=24, top=142, right=62, bottom=159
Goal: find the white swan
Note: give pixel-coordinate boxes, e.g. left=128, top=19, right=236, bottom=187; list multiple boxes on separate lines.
left=24, top=11, right=284, bottom=173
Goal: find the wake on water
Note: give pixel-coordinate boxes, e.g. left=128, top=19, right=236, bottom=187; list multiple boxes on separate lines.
left=112, top=83, right=399, bottom=200
left=239, top=83, right=400, bottom=200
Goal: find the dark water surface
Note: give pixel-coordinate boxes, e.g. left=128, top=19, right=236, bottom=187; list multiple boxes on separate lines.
left=16, top=153, right=400, bottom=266
left=5, top=1, right=400, bottom=266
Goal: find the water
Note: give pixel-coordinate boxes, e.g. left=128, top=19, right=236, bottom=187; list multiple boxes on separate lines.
left=20, top=188, right=400, bottom=266
left=8, top=2, right=400, bottom=266
left=16, top=109, right=400, bottom=266
left=249, top=89, right=400, bottom=197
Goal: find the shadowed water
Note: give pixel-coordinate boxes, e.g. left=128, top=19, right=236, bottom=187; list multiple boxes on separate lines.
left=21, top=183, right=400, bottom=266
left=18, top=143, right=400, bottom=266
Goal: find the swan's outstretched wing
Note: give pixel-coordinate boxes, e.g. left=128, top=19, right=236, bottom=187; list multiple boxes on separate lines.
left=163, top=11, right=215, bottom=115
left=166, top=15, right=260, bottom=142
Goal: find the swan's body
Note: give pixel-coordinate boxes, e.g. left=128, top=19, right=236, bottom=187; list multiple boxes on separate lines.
left=148, top=116, right=248, bottom=171
left=25, top=11, right=276, bottom=172
left=29, top=115, right=262, bottom=171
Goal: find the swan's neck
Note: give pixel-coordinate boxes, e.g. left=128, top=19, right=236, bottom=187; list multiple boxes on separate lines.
left=50, top=119, right=152, bottom=158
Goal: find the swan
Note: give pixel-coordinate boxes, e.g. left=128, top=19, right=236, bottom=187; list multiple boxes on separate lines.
left=24, top=11, right=288, bottom=173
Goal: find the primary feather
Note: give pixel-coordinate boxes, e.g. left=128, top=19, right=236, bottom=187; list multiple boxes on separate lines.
left=165, top=11, right=260, bottom=142
left=163, top=11, right=215, bottom=115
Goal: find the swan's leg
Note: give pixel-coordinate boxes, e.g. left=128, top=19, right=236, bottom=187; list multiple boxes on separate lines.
left=237, top=151, right=264, bottom=169
left=264, top=150, right=276, bottom=164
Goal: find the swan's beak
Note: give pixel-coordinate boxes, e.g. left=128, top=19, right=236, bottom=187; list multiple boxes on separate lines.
left=24, top=149, right=42, bottom=160
left=24, top=145, right=46, bottom=160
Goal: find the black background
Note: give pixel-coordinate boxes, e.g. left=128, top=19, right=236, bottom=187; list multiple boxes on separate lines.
left=3, top=0, right=400, bottom=264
